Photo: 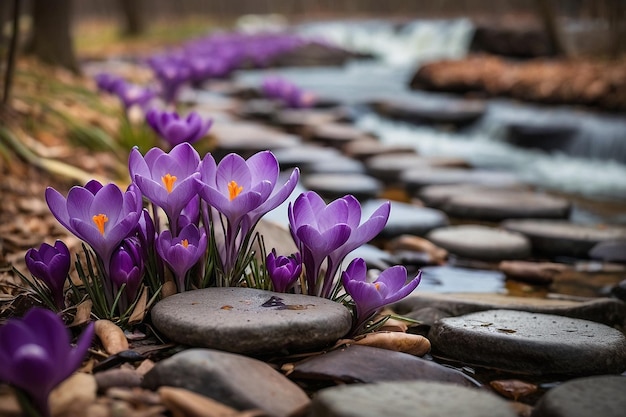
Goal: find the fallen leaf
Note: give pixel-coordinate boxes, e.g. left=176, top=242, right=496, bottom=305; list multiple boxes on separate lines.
left=159, top=386, right=240, bottom=417
left=490, top=379, right=538, bottom=401
left=69, top=299, right=92, bottom=327
left=94, top=319, right=129, bottom=355
left=128, top=287, right=148, bottom=324
left=50, top=373, right=97, bottom=417
left=351, top=332, right=431, bottom=356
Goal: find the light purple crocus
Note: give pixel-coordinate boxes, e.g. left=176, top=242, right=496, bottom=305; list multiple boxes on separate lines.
left=266, top=250, right=302, bottom=293
left=129, top=142, right=201, bottom=235
left=0, top=308, right=94, bottom=417
left=146, top=108, right=212, bottom=148
left=156, top=223, right=207, bottom=292
left=342, top=257, right=421, bottom=330
left=109, top=238, right=144, bottom=305
left=94, top=72, right=126, bottom=94
left=24, top=240, right=71, bottom=309
left=198, top=151, right=299, bottom=279
left=288, top=191, right=390, bottom=298
left=45, top=182, right=143, bottom=270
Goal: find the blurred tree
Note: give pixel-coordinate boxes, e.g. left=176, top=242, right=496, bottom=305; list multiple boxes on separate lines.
left=535, top=0, right=567, bottom=56
left=118, top=0, right=146, bottom=37
left=24, top=0, right=80, bottom=73
left=1, top=0, right=20, bottom=107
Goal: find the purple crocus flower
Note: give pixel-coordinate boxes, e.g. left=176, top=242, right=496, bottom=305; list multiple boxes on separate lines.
left=150, top=59, right=191, bottom=104
left=109, top=238, right=144, bottom=305
left=342, top=258, right=421, bottom=330
left=113, top=81, right=156, bottom=110
left=45, top=182, right=143, bottom=270
left=0, top=308, right=94, bottom=417
left=146, top=108, right=212, bottom=148
left=94, top=72, right=126, bottom=94
left=198, top=151, right=299, bottom=279
left=24, top=240, right=71, bottom=309
left=288, top=191, right=390, bottom=298
left=129, top=142, right=202, bottom=235
left=266, top=250, right=302, bottom=293
left=156, top=223, right=207, bottom=292
left=261, top=76, right=316, bottom=109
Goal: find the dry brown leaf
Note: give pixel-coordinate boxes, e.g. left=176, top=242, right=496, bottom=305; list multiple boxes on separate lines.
left=489, top=379, right=538, bottom=401
left=128, top=287, right=148, bottom=325
left=161, top=281, right=177, bottom=298
left=159, top=386, right=240, bottom=417
left=69, top=299, right=93, bottom=327
left=50, top=373, right=97, bottom=417
left=135, top=359, right=156, bottom=376
left=94, top=319, right=129, bottom=355
left=0, top=387, right=21, bottom=417
left=352, top=331, right=431, bottom=356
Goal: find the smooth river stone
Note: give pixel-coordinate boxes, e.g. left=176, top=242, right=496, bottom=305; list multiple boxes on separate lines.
left=303, top=156, right=366, bottom=175
left=302, top=173, right=382, bottom=202
left=292, top=345, right=477, bottom=386
left=310, top=122, right=375, bottom=148
left=428, top=309, right=626, bottom=376
left=442, top=190, right=571, bottom=221
left=426, top=225, right=531, bottom=261
left=272, top=144, right=341, bottom=171
left=411, top=266, right=506, bottom=294
left=236, top=98, right=280, bottom=121
left=272, top=108, right=346, bottom=134
left=589, top=240, right=626, bottom=263
left=150, top=287, right=352, bottom=354
left=143, top=348, right=309, bottom=417
left=365, top=153, right=470, bottom=184
left=501, top=219, right=626, bottom=258
left=373, top=97, right=486, bottom=128
left=401, top=168, right=523, bottom=195
left=417, top=184, right=527, bottom=208
left=210, top=121, right=300, bottom=160
left=309, top=380, right=516, bottom=417
left=392, top=292, right=626, bottom=327
left=362, top=199, right=449, bottom=239
left=532, top=375, right=626, bottom=417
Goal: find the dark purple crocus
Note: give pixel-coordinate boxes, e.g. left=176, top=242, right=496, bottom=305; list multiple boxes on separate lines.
left=109, top=238, right=144, bottom=305
left=288, top=192, right=390, bottom=298
left=129, top=142, right=202, bottom=235
left=45, top=182, right=143, bottom=270
left=94, top=72, right=126, bottom=94
left=146, top=108, right=212, bottom=148
left=156, top=223, right=207, bottom=292
left=24, top=240, right=70, bottom=309
left=0, top=308, right=94, bottom=417
left=266, top=250, right=302, bottom=293
left=342, top=257, right=421, bottom=330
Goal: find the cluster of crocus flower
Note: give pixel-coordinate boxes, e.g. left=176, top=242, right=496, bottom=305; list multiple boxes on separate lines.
left=94, top=72, right=156, bottom=111
left=261, top=76, right=316, bottom=109
left=0, top=308, right=93, bottom=417
left=145, top=108, right=213, bottom=149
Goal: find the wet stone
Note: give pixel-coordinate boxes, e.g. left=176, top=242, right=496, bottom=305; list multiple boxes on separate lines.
left=589, top=240, right=626, bottom=263
left=142, top=348, right=309, bottom=417
left=237, top=98, right=280, bottom=121
left=418, top=184, right=516, bottom=208
left=506, top=120, right=579, bottom=152
left=310, top=122, right=375, bottom=148
left=411, top=266, right=506, bottom=294
left=273, top=144, right=342, bottom=171
left=210, top=121, right=300, bottom=160
left=426, top=225, right=531, bottom=261
left=402, top=168, right=523, bottom=196
left=362, top=199, right=449, bottom=239
left=292, top=344, right=477, bottom=386
left=428, top=309, right=626, bottom=376
left=365, top=153, right=470, bottom=184
left=373, top=97, right=486, bottom=128
left=302, top=173, right=382, bottom=202
left=150, top=287, right=352, bottom=354
left=272, top=108, right=347, bottom=135
left=502, top=219, right=626, bottom=258
left=343, top=140, right=416, bottom=161
left=301, top=156, right=366, bottom=175
left=392, top=292, right=626, bottom=327
left=309, top=380, right=516, bottom=417
left=532, top=375, right=626, bottom=417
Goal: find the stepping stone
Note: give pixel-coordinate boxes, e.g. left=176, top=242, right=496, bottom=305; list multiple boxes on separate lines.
left=143, top=349, right=309, bottom=417
left=402, top=169, right=523, bottom=195
left=210, top=121, right=300, bottom=160
left=292, top=344, right=477, bottom=386
left=302, top=156, right=366, bottom=175
left=310, top=123, right=375, bottom=148
left=392, top=292, right=626, bottom=327
left=502, top=219, right=626, bottom=258
left=273, top=108, right=347, bottom=135
left=343, top=140, right=416, bottom=161
left=273, top=144, right=342, bottom=171
left=426, top=225, right=531, bottom=261
left=373, top=97, right=486, bottom=128
left=428, top=309, right=626, bottom=376
left=418, top=184, right=526, bottom=208
left=589, top=240, right=626, bottom=263
left=506, top=121, right=579, bottom=152
left=309, top=380, right=516, bottom=417
left=443, top=190, right=571, bottom=221
left=345, top=244, right=395, bottom=271
left=532, top=375, right=626, bottom=417
left=366, top=154, right=470, bottom=184
left=303, top=173, right=382, bottom=202
left=237, top=98, right=280, bottom=121
left=411, top=266, right=506, bottom=294
left=362, top=199, right=449, bottom=239
left=150, top=287, right=352, bottom=354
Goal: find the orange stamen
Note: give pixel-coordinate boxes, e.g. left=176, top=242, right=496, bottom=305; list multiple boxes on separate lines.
left=374, top=282, right=381, bottom=291
left=162, top=173, right=177, bottom=193
left=92, top=214, right=109, bottom=236
left=227, top=180, right=243, bottom=201
left=181, top=239, right=189, bottom=248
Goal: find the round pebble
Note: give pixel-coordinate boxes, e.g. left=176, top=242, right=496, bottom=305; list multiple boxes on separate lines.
left=502, top=219, right=626, bottom=258
left=362, top=199, right=449, bottom=239
left=309, top=380, right=516, bottom=417
left=443, top=190, right=571, bottom=221
left=303, top=173, right=382, bottom=202
left=402, top=168, right=523, bottom=195
left=532, top=375, right=626, bottom=417
left=150, top=287, right=352, bottom=354
left=426, top=225, right=531, bottom=261
left=428, top=309, right=626, bottom=375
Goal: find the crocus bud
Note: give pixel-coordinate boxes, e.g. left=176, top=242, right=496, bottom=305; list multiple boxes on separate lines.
left=109, top=238, right=144, bottom=302
left=25, top=240, right=71, bottom=309
left=266, top=249, right=302, bottom=293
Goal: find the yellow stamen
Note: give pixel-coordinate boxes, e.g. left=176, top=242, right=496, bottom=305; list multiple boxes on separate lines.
left=181, top=239, right=189, bottom=248
left=227, top=180, right=243, bottom=201
left=374, top=282, right=381, bottom=291
left=92, top=214, right=109, bottom=236
left=162, top=173, right=177, bottom=193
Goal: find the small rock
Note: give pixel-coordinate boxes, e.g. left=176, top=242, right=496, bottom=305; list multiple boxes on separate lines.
left=303, top=173, right=382, bottom=202
left=95, top=368, right=143, bottom=392
left=49, top=373, right=97, bottom=417
left=366, top=153, right=470, bottom=184
left=498, top=260, right=572, bottom=285
left=210, top=121, right=300, bottom=160
left=272, top=144, right=341, bottom=171
left=343, top=140, right=416, bottom=161
left=589, top=240, right=626, bottom=263
left=303, top=157, right=366, bottom=175
left=158, top=386, right=242, bottom=417
left=373, top=97, right=486, bottom=128
left=363, top=199, right=449, bottom=239
left=402, top=168, right=522, bottom=195
left=489, top=379, right=538, bottom=401
left=310, top=123, right=375, bottom=148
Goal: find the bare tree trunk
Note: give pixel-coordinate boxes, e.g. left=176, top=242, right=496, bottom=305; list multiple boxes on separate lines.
left=2, top=0, right=20, bottom=107
left=535, top=0, right=567, bottom=56
left=606, top=0, right=626, bottom=58
left=118, top=0, right=146, bottom=37
left=24, top=0, right=80, bottom=74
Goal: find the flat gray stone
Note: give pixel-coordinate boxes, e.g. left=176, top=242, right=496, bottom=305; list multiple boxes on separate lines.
left=589, top=240, right=626, bottom=263
left=142, top=348, right=309, bottom=417
left=366, top=154, right=470, bottom=184
left=309, top=380, right=516, bottom=417
left=273, top=144, right=341, bottom=171
left=532, top=375, right=626, bottom=417
left=273, top=108, right=345, bottom=134
left=310, top=123, right=375, bottom=148
left=418, top=184, right=528, bottom=209
left=426, top=225, right=531, bottom=261
left=443, top=190, right=571, bottom=221
left=151, top=287, right=352, bottom=354
left=303, top=156, right=366, bottom=175
left=303, top=173, right=382, bottom=202
left=362, top=199, right=449, bottom=239
left=411, top=266, right=506, bottom=294
left=428, top=309, right=626, bottom=376
left=210, top=121, right=301, bottom=160
left=392, top=292, right=626, bottom=327
left=343, top=140, right=416, bottom=161
left=374, top=97, right=486, bottom=128
left=402, top=168, right=522, bottom=195
left=292, top=344, right=478, bottom=386
left=502, top=219, right=626, bottom=258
